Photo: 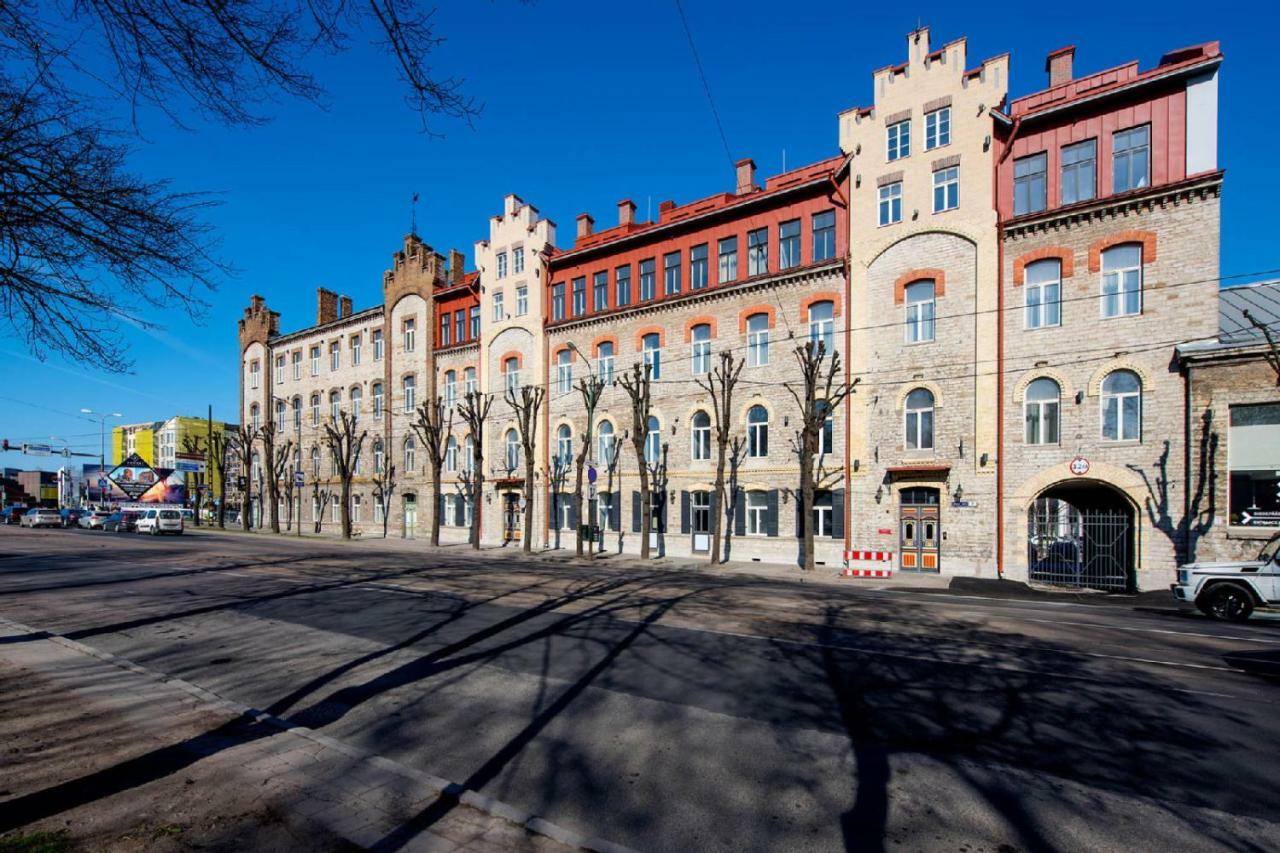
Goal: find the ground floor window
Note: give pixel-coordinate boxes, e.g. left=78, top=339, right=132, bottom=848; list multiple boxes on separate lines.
left=812, top=491, right=833, bottom=537
left=352, top=495, right=362, bottom=524
left=1229, top=403, right=1280, bottom=527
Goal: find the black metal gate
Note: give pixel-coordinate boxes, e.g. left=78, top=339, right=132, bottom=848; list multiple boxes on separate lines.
left=1027, top=498, right=1131, bottom=592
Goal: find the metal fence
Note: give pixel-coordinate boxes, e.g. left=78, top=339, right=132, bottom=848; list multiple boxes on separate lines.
left=1027, top=499, right=1131, bottom=592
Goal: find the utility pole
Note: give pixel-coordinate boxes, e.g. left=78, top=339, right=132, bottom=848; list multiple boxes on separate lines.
left=80, top=408, right=122, bottom=504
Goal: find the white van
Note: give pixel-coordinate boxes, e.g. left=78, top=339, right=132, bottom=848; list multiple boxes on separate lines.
left=135, top=508, right=184, bottom=536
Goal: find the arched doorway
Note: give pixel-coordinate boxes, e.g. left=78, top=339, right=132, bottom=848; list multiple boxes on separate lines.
left=1027, top=480, right=1134, bottom=592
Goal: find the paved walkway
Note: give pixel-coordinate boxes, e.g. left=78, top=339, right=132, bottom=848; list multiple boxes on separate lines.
left=0, top=615, right=630, bottom=853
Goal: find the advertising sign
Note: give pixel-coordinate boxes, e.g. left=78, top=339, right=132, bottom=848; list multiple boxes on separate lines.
left=108, top=453, right=159, bottom=499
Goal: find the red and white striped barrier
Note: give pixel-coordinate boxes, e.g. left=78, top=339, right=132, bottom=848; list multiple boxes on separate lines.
left=840, top=567, right=893, bottom=579
left=841, top=549, right=894, bottom=579
left=843, top=550, right=893, bottom=563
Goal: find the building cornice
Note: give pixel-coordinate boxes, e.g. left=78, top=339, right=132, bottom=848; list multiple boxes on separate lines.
left=1010, top=56, right=1221, bottom=124
left=270, top=307, right=385, bottom=347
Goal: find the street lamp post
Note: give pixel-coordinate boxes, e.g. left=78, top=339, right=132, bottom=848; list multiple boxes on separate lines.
left=80, top=408, right=122, bottom=504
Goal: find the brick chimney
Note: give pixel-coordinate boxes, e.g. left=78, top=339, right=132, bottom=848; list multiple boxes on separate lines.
left=449, top=249, right=465, bottom=284
left=339, top=296, right=352, bottom=318
left=317, top=288, right=338, bottom=325
left=576, top=213, right=594, bottom=240
left=658, top=200, right=676, bottom=221
left=735, top=158, right=756, bottom=195
left=618, top=199, right=636, bottom=226
left=1047, top=46, right=1075, bottom=87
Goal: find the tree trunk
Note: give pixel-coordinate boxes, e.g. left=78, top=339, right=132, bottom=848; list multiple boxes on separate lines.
left=522, top=456, right=535, bottom=553
left=430, top=467, right=442, bottom=546
left=634, top=436, right=651, bottom=560
left=798, top=438, right=815, bottom=571
left=711, top=439, right=727, bottom=564
left=471, top=469, right=483, bottom=549
left=340, top=478, right=352, bottom=539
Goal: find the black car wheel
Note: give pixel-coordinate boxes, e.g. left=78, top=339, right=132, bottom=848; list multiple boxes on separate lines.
left=1202, top=584, right=1255, bottom=623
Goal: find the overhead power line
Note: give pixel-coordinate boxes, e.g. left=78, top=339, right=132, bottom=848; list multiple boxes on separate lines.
left=673, top=0, right=735, bottom=172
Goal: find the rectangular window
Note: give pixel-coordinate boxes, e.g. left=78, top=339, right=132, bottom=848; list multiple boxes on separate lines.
left=747, top=228, right=768, bottom=276
left=1113, top=125, right=1150, bottom=193
left=691, top=327, right=711, bottom=376
left=249, top=360, right=260, bottom=389
left=440, top=312, right=451, bottom=346
left=593, top=271, right=609, bottom=311
left=372, top=332, right=383, bottom=361
left=572, top=276, right=586, bottom=316
left=469, top=306, right=480, bottom=338
left=464, top=367, right=476, bottom=396
left=292, top=351, right=301, bottom=380
left=350, top=336, right=361, bottom=366
left=615, top=266, right=632, bottom=307
left=747, top=314, right=770, bottom=367
left=492, top=291, right=505, bottom=322
left=310, top=346, right=320, bottom=375
left=455, top=310, right=465, bottom=343
left=1024, top=260, right=1062, bottom=329
left=496, top=251, right=508, bottom=278
left=1229, top=404, right=1280, bottom=527
left=513, top=246, right=524, bottom=274
left=403, top=318, right=415, bottom=352
left=642, top=334, right=661, bottom=380
left=556, top=354, right=572, bottom=394
left=552, top=282, right=565, bottom=321
left=1061, top=139, right=1097, bottom=205
left=778, top=219, right=801, bottom=269
left=275, top=355, right=284, bottom=383
left=330, top=341, right=340, bottom=370
left=932, top=166, right=959, bottom=213
left=1101, top=244, right=1142, bottom=318
left=639, top=259, right=656, bottom=301
left=403, top=376, right=416, bottom=412
left=812, top=210, right=835, bottom=261
left=663, top=251, right=681, bottom=295
left=746, top=491, right=768, bottom=535
left=718, top=236, right=738, bottom=283
left=905, top=282, right=936, bottom=343
left=878, top=182, right=902, bottom=226
left=1014, top=153, right=1047, bottom=216
left=887, top=119, right=910, bottom=161
left=690, top=244, right=709, bottom=289
left=925, top=107, right=951, bottom=150
left=515, top=285, right=528, bottom=316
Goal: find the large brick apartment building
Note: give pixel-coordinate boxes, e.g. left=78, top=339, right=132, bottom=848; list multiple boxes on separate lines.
left=240, top=28, right=1252, bottom=591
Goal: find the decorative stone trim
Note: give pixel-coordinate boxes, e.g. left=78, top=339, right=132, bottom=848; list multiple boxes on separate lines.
left=591, top=334, right=618, bottom=355
left=893, top=268, right=947, bottom=304
left=634, top=325, right=666, bottom=350
left=551, top=343, right=577, bottom=362
left=800, top=291, right=843, bottom=319
left=883, top=108, right=912, bottom=125
left=931, top=154, right=961, bottom=171
left=738, top=304, right=777, bottom=333
left=1085, top=359, right=1155, bottom=397
left=922, top=95, right=952, bottom=113
left=1012, top=367, right=1072, bottom=403
left=1088, top=230, right=1157, bottom=272
left=498, top=350, right=523, bottom=369
left=1013, top=247, right=1075, bottom=286
left=877, top=170, right=904, bottom=187
left=683, top=315, right=719, bottom=341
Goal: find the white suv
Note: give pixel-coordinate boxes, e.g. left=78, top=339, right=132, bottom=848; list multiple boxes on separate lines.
left=135, top=508, right=184, bottom=536
left=1171, top=535, right=1280, bottom=622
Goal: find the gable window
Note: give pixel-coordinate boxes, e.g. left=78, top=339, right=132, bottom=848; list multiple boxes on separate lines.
left=905, top=281, right=936, bottom=343
left=496, top=251, right=508, bottom=278
left=593, top=271, right=609, bottom=311
left=1113, top=125, right=1150, bottom=193
left=690, top=244, right=709, bottom=289
left=932, top=166, right=959, bottom=212
left=556, top=349, right=573, bottom=394
left=663, top=251, right=682, bottom=295
left=779, top=219, right=801, bottom=269
left=747, top=405, right=769, bottom=458
left=747, top=313, right=770, bottom=366
left=440, top=312, right=451, bottom=346
left=1101, top=370, right=1141, bottom=441
left=515, top=286, right=527, bottom=317
left=878, top=182, right=902, bottom=226
left=372, top=331, right=383, bottom=361
left=1061, top=139, right=1097, bottom=205
left=372, top=383, right=383, bottom=419
left=691, top=324, right=711, bottom=375
left=642, top=332, right=661, bottom=380
left=329, top=341, right=340, bottom=370
left=615, top=266, right=632, bottom=307
left=747, top=227, right=768, bottom=276
left=1101, top=244, right=1142, bottom=318
left=905, top=388, right=935, bottom=450
left=887, top=119, right=910, bottom=161
left=645, top=416, right=661, bottom=465
left=403, top=318, right=416, bottom=352
left=513, top=246, right=524, bottom=274
left=1014, top=153, right=1047, bottom=216
left=925, top=106, right=951, bottom=150
left=808, top=301, right=834, bottom=355
left=597, top=341, right=615, bottom=385
left=552, top=282, right=565, bottom=320
left=402, top=375, right=416, bottom=412
left=639, top=259, right=656, bottom=301
left=1024, top=378, right=1061, bottom=445
left=691, top=411, right=711, bottom=461
left=718, top=236, right=738, bottom=283
left=572, top=276, right=587, bottom=316
left=493, top=290, right=507, bottom=322
left=1025, top=259, right=1062, bottom=329
left=812, top=210, right=835, bottom=261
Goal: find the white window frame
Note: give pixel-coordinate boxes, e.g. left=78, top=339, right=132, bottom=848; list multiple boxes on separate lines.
left=1101, top=371, right=1142, bottom=442
left=310, top=347, right=320, bottom=375
left=597, top=344, right=614, bottom=385
left=1024, top=378, right=1061, bottom=445
left=1025, top=259, right=1062, bottom=330
left=747, top=406, right=769, bottom=458
left=556, top=351, right=573, bottom=394
left=905, top=281, right=936, bottom=344
left=403, top=376, right=416, bottom=413
left=747, top=314, right=770, bottom=367
left=887, top=119, right=910, bottom=161
left=496, top=251, right=508, bottom=278
left=403, top=318, right=416, bottom=353
left=808, top=302, right=834, bottom=355
left=645, top=416, right=661, bottom=465
left=330, top=342, right=340, bottom=371
left=372, top=330, right=383, bottom=361
left=642, top=334, right=661, bottom=380
left=746, top=490, right=768, bottom=535
left=513, top=246, right=524, bottom=274
left=691, top=325, right=711, bottom=375
left=492, top=291, right=505, bottom=322
left=925, top=107, right=950, bottom=150
left=1101, top=244, right=1142, bottom=318
left=878, top=182, right=902, bottom=226
left=905, top=389, right=935, bottom=451
left=691, top=411, right=711, bottom=461
left=932, top=166, right=959, bottom=213
left=516, top=286, right=528, bottom=316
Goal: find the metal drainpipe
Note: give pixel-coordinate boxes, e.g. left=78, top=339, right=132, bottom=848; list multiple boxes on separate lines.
left=1182, top=361, right=1193, bottom=564
left=993, top=118, right=1019, bottom=581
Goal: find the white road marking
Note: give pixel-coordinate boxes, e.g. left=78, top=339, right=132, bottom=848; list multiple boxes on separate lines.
left=998, top=615, right=1280, bottom=645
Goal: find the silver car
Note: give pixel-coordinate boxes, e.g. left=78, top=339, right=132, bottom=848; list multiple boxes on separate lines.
left=78, top=510, right=111, bottom=530
left=20, top=508, right=62, bottom=528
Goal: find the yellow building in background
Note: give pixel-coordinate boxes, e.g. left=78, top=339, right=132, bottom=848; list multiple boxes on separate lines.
left=112, top=415, right=238, bottom=496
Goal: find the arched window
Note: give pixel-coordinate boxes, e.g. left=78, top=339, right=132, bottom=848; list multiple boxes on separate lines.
left=464, top=366, right=477, bottom=396
left=1101, top=244, right=1142, bottom=318
left=310, top=446, right=321, bottom=478
left=747, top=313, right=770, bottom=366
left=808, top=301, right=834, bottom=354
left=349, top=386, right=362, bottom=422
left=329, top=390, right=341, bottom=422
left=445, top=436, right=458, bottom=472
left=274, top=399, right=285, bottom=429
left=402, top=375, right=416, bottom=412
left=250, top=451, right=261, bottom=483
left=905, top=388, right=935, bottom=450
left=691, top=324, right=711, bottom=375
left=1024, top=378, right=1061, bottom=445
left=404, top=436, right=416, bottom=472
left=1101, top=370, right=1141, bottom=441
left=642, top=333, right=661, bottom=379
left=645, top=416, right=661, bottom=465
left=556, top=424, right=573, bottom=467
left=1025, top=259, right=1061, bottom=329
left=292, top=396, right=302, bottom=428
left=598, top=420, right=616, bottom=466
left=464, top=435, right=475, bottom=473
left=373, top=439, right=385, bottom=474
left=444, top=371, right=457, bottom=407
left=905, top=281, right=935, bottom=343
left=505, top=428, right=520, bottom=470
left=310, top=394, right=320, bottom=425
left=556, top=349, right=573, bottom=394
left=504, top=357, right=520, bottom=394
left=372, top=383, right=383, bottom=419
left=597, top=342, right=615, bottom=385
left=747, top=405, right=769, bottom=458
left=250, top=403, right=260, bottom=431
left=691, top=410, right=712, bottom=461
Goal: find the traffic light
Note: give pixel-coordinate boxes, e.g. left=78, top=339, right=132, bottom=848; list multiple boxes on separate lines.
left=1, top=439, right=9, bottom=451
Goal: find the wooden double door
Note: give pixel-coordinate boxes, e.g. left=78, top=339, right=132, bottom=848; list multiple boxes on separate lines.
left=900, top=487, right=940, bottom=572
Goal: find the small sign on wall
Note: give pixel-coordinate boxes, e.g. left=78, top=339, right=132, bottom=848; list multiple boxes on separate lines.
left=877, top=527, right=892, bottom=535
left=1069, top=456, right=1090, bottom=476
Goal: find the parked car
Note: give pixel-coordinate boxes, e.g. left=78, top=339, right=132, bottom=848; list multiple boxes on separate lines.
left=135, top=508, right=183, bottom=536
left=3, top=506, right=28, bottom=525
left=78, top=510, right=111, bottom=530
left=1171, top=535, right=1280, bottom=622
left=103, top=511, right=141, bottom=533
left=59, top=508, right=88, bottom=528
left=20, top=508, right=62, bottom=528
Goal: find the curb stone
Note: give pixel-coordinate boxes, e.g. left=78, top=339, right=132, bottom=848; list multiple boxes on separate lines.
left=0, top=615, right=640, bottom=853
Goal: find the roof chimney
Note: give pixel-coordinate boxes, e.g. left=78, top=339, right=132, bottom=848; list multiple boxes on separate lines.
left=339, top=296, right=352, bottom=318
left=1046, top=46, right=1075, bottom=88
left=618, top=199, right=636, bottom=227
left=576, top=213, right=594, bottom=240
left=317, top=288, right=338, bottom=325
left=735, top=158, right=757, bottom=195
left=449, top=248, right=465, bottom=284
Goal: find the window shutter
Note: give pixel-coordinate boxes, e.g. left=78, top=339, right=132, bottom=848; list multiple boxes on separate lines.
left=680, top=491, right=691, bottom=534
left=455, top=496, right=465, bottom=528
left=569, top=496, right=579, bottom=528
left=832, top=490, right=845, bottom=539
left=632, top=491, right=641, bottom=532
left=766, top=489, right=779, bottom=537
left=548, top=494, right=557, bottom=530
left=610, top=493, right=621, bottom=531
left=733, top=489, right=746, bottom=537
left=654, top=491, right=667, bottom=533
left=438, top=494, right=446, bottom=525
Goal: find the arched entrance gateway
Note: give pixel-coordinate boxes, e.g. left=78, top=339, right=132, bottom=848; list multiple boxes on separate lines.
left=1027, top=480, right=1135, bottom=592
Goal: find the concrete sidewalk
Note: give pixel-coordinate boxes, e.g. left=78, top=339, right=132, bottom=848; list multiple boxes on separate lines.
left=0, top=616, right=631, bottom=853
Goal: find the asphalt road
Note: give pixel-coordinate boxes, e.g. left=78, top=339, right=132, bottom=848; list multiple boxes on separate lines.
left=2, top=526, right=1278, bottom=853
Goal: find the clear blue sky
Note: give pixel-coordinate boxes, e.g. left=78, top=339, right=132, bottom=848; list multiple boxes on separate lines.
left=3, top=1, right=1271, bottom=472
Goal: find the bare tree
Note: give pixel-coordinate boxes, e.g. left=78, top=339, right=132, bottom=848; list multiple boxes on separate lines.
left=229, top=424, right=258, bottom=532
left=322, top=410, right=367, bottom=540
left=208, top=428, right=231, bottom=528
left=572, top=371, right=607, bottom=557
left=409, top=396, right=452, bottom=547
left=506, top=384, right=545, bottom=554
left=372, top=464, right=398, bottom=539
left=784, top=340, right=858, bottom=572
left=311, top=482, right=334, bottom=534
left=458, top=391, right=494, bottom=549
left=1243, top=310, right=1280, bottom=386
left=618, top=362, right=655, bottom=560
left=695, top=350, right=745, bottom=563
left=272, top=438, right=296, bottom=533
left=179, top=434, right=207, bottom=526
left=259, top=422, right=284, bottom=533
